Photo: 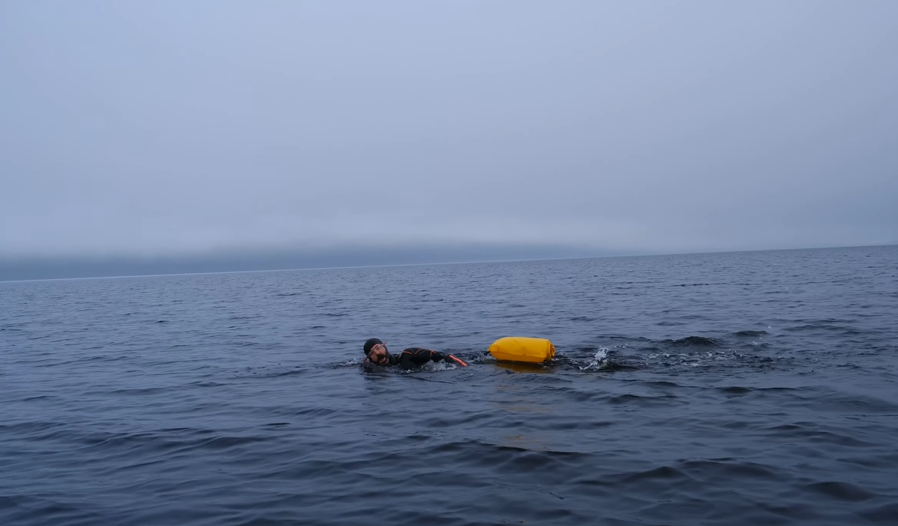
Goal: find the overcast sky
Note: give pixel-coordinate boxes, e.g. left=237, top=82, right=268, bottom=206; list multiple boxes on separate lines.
left=2, top=1, right=896, bottom=260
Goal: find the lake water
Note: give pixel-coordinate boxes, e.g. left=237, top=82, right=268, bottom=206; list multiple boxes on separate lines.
left=2, top=245, right=897, bottom=525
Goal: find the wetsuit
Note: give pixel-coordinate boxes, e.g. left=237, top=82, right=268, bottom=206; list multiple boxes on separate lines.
left=387, top=348, right=450, bottom=369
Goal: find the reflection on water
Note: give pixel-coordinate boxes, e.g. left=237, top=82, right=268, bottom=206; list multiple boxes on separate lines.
left=493, top=361, right=554, bottom=374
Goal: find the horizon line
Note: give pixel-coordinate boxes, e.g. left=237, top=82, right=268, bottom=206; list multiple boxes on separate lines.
left=1, top=242, right=893, bottom=284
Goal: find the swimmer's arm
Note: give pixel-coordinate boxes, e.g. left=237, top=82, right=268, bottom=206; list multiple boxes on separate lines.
left=399, top=348, right=441, bottom=367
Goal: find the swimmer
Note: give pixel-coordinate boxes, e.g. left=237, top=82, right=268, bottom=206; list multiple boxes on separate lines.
left=363, top=338, right=467, bottom=368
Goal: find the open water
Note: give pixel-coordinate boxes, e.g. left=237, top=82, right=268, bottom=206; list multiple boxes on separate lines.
left=2, top=245, right=897, bottom=525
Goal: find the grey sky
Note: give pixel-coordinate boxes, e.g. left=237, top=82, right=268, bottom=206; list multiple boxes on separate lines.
left=2, top=0, right=897, bottom=260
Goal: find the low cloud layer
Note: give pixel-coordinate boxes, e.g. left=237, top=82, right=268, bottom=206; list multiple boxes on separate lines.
left=2, top=1, right=896, bottom=262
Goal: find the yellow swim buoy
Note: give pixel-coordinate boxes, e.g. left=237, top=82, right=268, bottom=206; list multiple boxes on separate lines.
left=489, top=337, right=555, bottom=363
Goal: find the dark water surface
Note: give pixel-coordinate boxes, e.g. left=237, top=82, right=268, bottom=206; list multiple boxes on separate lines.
left=2, top=246, right=897, bottom=525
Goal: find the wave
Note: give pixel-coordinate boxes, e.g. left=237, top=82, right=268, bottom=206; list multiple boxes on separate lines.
left=733, top=330, right=768, bottom=337
left=666, top=336, right=720, bottom=347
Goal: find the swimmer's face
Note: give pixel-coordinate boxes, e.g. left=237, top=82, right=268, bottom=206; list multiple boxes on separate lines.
left=367, top=343, right=390, bottom=366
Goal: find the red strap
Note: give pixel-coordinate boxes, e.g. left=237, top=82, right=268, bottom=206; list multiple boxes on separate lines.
left=448, top=354, right=468, bottom=367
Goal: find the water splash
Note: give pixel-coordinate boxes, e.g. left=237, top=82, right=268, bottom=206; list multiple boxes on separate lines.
left=417, top=360, right=458, bottom=372
left=579, top=348, right=609, bottom=371
left=332, top=358, right=363, bottom=368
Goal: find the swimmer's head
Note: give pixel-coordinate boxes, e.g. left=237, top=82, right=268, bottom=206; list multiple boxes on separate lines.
left=364, top=338, right=390, bottom=365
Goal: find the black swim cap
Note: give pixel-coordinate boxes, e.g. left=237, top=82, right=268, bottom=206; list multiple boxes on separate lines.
left=363, top=338, right=383, bottom=355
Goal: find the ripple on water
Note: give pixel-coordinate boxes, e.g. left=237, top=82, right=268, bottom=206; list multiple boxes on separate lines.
left=1, top=246, right=897, bottom=525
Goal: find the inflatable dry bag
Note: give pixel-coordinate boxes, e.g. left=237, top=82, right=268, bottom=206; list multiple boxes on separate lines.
left=489, top=337, right=555, bottom=363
